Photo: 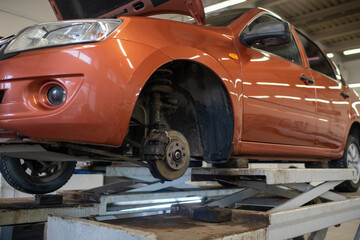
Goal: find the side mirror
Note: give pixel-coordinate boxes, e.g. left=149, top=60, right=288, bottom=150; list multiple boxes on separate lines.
left=240, top=21, right=291, bottom=47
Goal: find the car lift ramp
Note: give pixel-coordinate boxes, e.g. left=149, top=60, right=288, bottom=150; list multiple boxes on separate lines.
left=43, top=168, right=360, bottom=240
left=0, top=167, right=241, bottom=226
left=192, top=168, right=360, bottom=239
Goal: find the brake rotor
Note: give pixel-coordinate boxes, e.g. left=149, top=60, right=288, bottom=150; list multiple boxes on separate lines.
left=143, top=129, right=190, bottom=181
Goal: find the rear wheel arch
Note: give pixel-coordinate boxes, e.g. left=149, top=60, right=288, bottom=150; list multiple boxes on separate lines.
left=348, top=122, right=360, bottom=141
left=327, top=122, right=360, bottom=192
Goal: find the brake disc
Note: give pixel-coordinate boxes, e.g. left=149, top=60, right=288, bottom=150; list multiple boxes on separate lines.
left=143, top=129, right=190, bottom=181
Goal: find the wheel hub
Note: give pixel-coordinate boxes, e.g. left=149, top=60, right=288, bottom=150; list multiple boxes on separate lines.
left=21, top=159, right=67, bottom=182
left=143, top=129, right=190, bottom=181
left=165, top=140, right=187, bottom=170
left=347, top=143, right=360, bottom=183
left=174, top=150, right=182, bottom=160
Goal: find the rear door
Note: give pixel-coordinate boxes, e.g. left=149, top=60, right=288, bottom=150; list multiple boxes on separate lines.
left=237, top=14, right=317, bottom=146
left=296, top=31, right=350, bottom=149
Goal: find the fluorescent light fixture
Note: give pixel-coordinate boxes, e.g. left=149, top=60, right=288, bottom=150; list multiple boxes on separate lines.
left=205, top=0, right=247, bottom=14
left=349, top=83, right=360, bottom=88
left=327, top=53, right=334, bottom=58
left=344, top=48, right=360, bottom=56
left=120, top=199, right=202, bottom=213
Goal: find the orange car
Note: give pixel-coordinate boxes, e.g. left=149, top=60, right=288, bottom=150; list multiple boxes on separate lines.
left=0, top=0, right=359, bottom=194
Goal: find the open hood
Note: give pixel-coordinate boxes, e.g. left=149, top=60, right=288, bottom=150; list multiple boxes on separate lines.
left=48, top=0, right=205, bottom=25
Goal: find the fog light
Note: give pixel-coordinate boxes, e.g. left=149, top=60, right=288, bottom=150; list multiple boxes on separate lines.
left=47, top=86, right=66, bottom=106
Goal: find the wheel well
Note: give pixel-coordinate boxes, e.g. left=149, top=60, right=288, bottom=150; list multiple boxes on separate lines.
left=349, top=122, right=360, bottom=142
left=129, top=60, right=234, bottom=163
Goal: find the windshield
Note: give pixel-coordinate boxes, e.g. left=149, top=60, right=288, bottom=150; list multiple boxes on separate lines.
left=205, top=8, right=250, bottom=26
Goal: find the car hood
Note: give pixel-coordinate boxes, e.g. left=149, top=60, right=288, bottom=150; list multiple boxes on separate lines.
left=48, top=0, right=205, bottom=25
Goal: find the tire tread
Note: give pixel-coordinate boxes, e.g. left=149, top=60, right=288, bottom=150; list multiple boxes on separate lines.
left=0, top=156, right=75, bottom=194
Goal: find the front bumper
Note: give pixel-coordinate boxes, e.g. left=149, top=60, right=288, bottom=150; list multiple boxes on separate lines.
left=0, top=39, right=145, bottom=146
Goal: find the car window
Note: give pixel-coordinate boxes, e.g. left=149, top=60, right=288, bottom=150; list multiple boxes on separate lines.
left=242, top=15, right=302, bottom=65
left=205, top=9, right=250, bottom=26
left=296, top=31, right=336, bottom=79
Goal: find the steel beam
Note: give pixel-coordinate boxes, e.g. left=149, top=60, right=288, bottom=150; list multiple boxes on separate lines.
left=207, top=188, right=259, bottom=208
left=227, top=180, right=299, bottom=199
left=290, top=1, right=360, bottom=26
left=312, top=22, right=360, bottom=41
left=191, top=168, right=357, bottom=184
left=284, top=183, right=347, bottom=201
left=0, top=144, right=95, bottom=162
left=355, top=224, right=360, bottom=240
left=256, top=0, right=291, bottom=7
left=269, top=181, right=341, bottom=212
left=294, top=8, right=360, bottom=27
left=328, top=39, right=360, bottom=52
left=267, top=198, right=360, bottom=240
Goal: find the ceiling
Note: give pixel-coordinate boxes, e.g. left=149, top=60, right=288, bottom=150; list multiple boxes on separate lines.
left=0, top=0, right=359, bottom=62
left=256, top=0, right=360, bottom=62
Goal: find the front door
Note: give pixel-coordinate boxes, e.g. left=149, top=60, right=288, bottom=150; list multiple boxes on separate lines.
left=237, top=14, right=317, bottom=147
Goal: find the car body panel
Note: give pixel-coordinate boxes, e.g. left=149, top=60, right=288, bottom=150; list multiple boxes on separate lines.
left=231, top=9, right=317, bottom=147
left=49, top=0, right=206, bottom=25
left=0, top=8, right=360, bottom=162
left=310, top=71, right=350, bottom=149
left=238, top=47, right=317, bottom=147
left=110, top=17, right=244, bottom=152
left=0, top=35, right=172, bottom=145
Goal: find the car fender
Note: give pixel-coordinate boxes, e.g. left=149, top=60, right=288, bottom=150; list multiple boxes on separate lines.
left=121, top=42, right=242, bottom=152
left=158, top=45, right=242, bottom=152
left=105, top=40, right=173, bottom=144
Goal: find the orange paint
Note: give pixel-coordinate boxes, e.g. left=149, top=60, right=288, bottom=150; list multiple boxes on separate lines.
left=0, top=8, right=358, bottom=162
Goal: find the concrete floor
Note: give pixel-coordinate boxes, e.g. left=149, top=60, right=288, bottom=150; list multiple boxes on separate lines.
left=326, top=219, right=360, bottom=240
left=324, top=189, right=360, bottom=240
left=3, top=211, right=360, bottom=240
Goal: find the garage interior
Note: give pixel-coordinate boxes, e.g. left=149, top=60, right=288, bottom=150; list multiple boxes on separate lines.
left=1, top=0, right=360, bottom=239
left=1, top=0, right=360, bottom=88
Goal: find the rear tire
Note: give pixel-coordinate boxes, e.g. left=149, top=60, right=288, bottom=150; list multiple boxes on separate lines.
left=329, top=135, right=360, bottom=192
left=0, top=156, right=76, bottom=194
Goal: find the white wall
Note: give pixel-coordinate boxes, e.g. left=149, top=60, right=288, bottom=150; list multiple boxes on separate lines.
left=0, top=0, right=56, bottom=37
left=0, top=0, right=250, bottom=37
left=343, top=59, right=360, bottom=84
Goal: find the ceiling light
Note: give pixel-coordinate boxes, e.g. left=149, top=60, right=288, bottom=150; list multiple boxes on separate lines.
left=343, top=48, right=360, bottom=56
left=205, top=0, right=247, bottom=14
left=326, top=53, right=334, bottom=58
left=349, top=83, right=360, bottom=88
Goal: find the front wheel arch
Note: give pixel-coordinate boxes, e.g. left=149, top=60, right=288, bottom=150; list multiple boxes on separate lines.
left=128, top=60, right=235, bottom=163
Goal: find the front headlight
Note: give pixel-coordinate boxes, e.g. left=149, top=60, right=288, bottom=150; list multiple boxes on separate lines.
left=4, top=19, right=122, bottom=54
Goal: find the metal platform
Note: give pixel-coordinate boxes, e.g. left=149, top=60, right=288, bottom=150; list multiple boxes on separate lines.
left=44, top=168, right=360, bottom=240
left=0, top=167, right=241, bottom=226
left=1, top=167, right=360, bottom=240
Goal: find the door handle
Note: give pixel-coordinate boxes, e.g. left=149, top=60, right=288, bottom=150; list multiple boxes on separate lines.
left=341, top=91, right=350, bottom=99
left=300, top=75, right=314, bottom=85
